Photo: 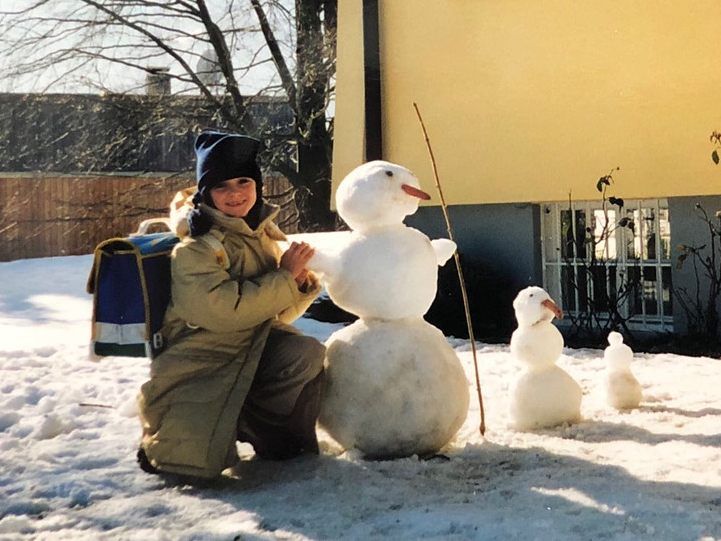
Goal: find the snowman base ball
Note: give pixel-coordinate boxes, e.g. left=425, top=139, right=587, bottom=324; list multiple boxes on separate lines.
left=605, top=372, right=642, bottom=410
left=509, top=366, right=582, bottom=431
left=319, top=318, right=470, bottom=459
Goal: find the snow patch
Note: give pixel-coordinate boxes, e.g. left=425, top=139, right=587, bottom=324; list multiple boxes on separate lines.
left=0, top=412, right=20, bottom=432
left=31, top=415, right=72, bottom=440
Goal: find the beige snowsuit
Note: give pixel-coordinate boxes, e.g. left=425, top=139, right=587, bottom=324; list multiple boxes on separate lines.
left=138, top=203, right=324, bottom=478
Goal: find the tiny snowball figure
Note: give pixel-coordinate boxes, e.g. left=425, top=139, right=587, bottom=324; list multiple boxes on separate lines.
left=604, top=331, right=642, bottom=410
left=311, top=160, right=469, bottom=458
left=509, top=286, right=582, bottom=430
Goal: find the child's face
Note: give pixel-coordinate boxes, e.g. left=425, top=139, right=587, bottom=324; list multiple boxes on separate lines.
left=210, top=177, right=257, bottom=218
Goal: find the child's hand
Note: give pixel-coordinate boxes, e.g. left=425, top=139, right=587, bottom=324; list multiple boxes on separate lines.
left=280, top=242, right=315, bottom=283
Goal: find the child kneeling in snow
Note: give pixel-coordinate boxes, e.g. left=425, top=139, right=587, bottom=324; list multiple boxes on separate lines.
left=137, top=131, right=325, bottom=479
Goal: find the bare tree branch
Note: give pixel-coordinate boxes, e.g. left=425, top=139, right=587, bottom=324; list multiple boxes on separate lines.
left=195, top=0, right=254, bottom=131
left=0, top=0, right=338, bottom=231
left=76, top=0, right=225, bottom=112
left=250, top=0, right=297, bottom=111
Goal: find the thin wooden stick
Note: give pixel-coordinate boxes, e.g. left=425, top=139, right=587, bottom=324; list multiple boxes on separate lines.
left=413, top=102, right=486, bottom=436
left=78, top=402, right=115, bottom=409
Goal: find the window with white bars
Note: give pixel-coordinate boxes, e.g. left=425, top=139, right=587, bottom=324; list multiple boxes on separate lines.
left=541, top=199, right=673, bottom=330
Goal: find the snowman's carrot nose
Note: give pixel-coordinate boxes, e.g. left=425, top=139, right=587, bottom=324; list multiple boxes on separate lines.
left=401, top=184, right=431, bottom=200
left=541, top=299, right=563, bottom=319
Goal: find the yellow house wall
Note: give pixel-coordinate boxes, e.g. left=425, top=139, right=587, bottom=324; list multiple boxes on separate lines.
left=332, top=0, right=721, bottom=205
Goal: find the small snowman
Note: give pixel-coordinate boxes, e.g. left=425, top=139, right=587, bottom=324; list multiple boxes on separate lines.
left=603, top=331, right=642, bottom=410
left=509, top=287, right=582, bottom=430
left=309, top=160, right=469, bottom=458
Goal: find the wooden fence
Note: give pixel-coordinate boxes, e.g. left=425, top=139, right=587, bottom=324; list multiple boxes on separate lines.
left=0, top=173, right=299, bottom=261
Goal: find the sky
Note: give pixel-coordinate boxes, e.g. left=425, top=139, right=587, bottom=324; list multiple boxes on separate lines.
left=0, top=0, right=287, bottom=95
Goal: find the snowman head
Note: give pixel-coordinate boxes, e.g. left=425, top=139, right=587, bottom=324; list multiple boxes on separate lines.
left=513, top=286, right=563, bottom=328
left=336, top=161, right=430, bottom=232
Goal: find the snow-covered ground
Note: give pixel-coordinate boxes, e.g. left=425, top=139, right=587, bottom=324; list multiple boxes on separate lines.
left=1, top=254, right=720, bottom=540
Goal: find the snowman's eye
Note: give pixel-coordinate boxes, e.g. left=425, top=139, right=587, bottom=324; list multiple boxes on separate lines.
left=529, top=294, right=534, bottom=297
left=385, top=170, right=393, bottom=177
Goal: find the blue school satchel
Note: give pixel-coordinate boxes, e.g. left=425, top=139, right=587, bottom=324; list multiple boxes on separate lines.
left=87, top=219, right=227, bottom=359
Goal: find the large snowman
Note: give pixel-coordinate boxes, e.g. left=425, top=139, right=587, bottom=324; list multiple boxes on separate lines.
left=309, top=160, right=469, bottom=458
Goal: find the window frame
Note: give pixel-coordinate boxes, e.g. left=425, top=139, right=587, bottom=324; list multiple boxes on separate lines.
left=541, top=198, right=673, bottom=331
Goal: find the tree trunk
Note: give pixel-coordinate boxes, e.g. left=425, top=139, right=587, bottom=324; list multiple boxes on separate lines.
left=295, top=137, right=335, bottom=230
left=293, top=0, right=336, bottom=231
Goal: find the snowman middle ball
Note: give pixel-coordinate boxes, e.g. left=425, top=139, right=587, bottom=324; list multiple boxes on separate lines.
left=325, top=227, right=439, bottom=320
left=319, top=318, right=470, bottom=458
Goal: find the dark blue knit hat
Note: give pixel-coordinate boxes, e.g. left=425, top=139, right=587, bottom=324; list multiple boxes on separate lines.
left=194, top=131, right=263, bottom=197
left=188, top=131, right=265, bottom=236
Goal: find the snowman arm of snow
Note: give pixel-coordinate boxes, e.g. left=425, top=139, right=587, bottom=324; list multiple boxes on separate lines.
left=431, top=239, right=457, bottom=266
left=305, top=249, right=339, bottom=277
